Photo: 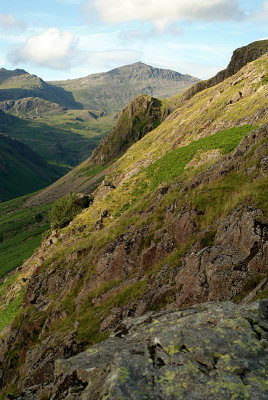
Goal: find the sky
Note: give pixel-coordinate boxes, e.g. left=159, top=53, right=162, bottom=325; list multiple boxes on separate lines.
left=0, top=0, right=267, bottom=81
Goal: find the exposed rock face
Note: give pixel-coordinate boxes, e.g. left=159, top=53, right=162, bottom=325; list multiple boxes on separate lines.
left=90, top=94, right=169, bottom=166
left=14, top=300, right=268, bottom=399
left=175, top=206, right=268, bottom=307
left=174, top=40, right=268, bottom=109
left=1, top=125, right=267, bottom=396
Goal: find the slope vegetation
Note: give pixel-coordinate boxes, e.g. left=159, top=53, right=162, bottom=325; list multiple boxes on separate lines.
left=0, top=51, right=267, bottom=397
left=0, top=97, right=64, bottom=117
left=0, top=133, right=60, bottom=202
left=25, top=94, right=170, bottom=206
left=171, top=39, right=268, bottom=109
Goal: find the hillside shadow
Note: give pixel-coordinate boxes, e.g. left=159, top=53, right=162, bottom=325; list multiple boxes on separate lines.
left=0, top=85, right=83, bottom=109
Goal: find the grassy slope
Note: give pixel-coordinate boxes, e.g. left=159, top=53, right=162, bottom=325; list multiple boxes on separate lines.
left=0, top=67, right=268, bottom=400
left=0, top=68, right=81, bottom=109
left=0, top=195, right=51, bottom=279
left=24, top=95, right=169, bottom=207
left=1, top=124, right=266, bottom=348
left=0, top=134, right=60, bottom=202
left=0, top=55, right=267, bottom=343
left=107, top=54, right=268, bottom=182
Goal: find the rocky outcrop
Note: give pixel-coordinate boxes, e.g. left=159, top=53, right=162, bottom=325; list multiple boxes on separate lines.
left=14, top=300, right=268, bottom=399
left=90, top=95, right=169, bottom=166
left=0, top=97, right=64, bottom=116
left=24, top=94, right=170, bottom=207
left=1, top=125, right=267, bottom=396
left=173, top=40, right=268, bottom=109
left=175, top=206, right=268, bottom=307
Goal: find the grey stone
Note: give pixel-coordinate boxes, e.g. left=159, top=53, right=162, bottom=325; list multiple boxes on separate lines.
left=16, top=301, right=267, bottom=399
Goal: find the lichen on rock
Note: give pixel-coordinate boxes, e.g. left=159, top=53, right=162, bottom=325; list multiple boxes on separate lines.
left=14, top=300, right=268, bottom=399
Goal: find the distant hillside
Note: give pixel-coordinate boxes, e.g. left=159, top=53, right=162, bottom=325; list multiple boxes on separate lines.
left=0, top=131, right=60, bottom=202
left=0, top=97, right=64, bottom=117
left=0, top=107, right=113, bottom=173
left=25, top=49, right=268, bottom=208
left=50, top=62, right=200, bottom=112
left=0, top=68, right=81, bottom=109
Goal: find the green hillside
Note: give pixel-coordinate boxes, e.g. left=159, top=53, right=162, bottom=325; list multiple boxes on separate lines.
left=0, top=109, right=114, bottom=172
left=0, top=45, right=267, bottom=398
left=25, top=94, right=170, bottom=207
left=0, top=68, right=81, bottom=108
left=0, top=132, right=60, bottom=202
left=0, top=195, right=50, bottom=279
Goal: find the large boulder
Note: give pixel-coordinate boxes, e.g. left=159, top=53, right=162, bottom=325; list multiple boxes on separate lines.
left=15, top=300, right=268, bottom=399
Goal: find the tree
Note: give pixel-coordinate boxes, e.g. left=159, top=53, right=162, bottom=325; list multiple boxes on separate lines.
left=49, top=193, right=82, bottom=229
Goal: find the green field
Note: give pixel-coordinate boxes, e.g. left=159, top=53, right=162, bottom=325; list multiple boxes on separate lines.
left=0, top=194, right=51, bottom=279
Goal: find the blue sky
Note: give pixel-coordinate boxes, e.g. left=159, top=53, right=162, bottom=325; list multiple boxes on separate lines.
left=0, top=0, right=267, bottom=81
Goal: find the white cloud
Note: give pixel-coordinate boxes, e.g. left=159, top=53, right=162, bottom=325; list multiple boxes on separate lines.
left=0, top=13, right=26, bottom=31
left=8, top=28, right=78, bottom=70
left=84, top=0, right=245, bottom=29
left=252, top=1, right=268, bottom=22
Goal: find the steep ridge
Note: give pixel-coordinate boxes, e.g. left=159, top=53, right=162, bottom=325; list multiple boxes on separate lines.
left=51, top=62, right=199, bottom=112
left=0, top=51, right=267, bottom=396
left=105, top=53, right=268, bottom=185
left=24, top=51, right=268, bottom=207
left=171, top=39, right=268, bottom=109
left=0, top=133, right=60, bottom=202
left=25, top=94, right=170, bottom=207
left=0, top=68, right=80, bottom=109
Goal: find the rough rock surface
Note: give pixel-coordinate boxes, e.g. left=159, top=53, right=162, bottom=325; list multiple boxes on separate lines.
left=175, top=205, right=268, bottom=307
left=88, top=94, right=169, bottom=167
left=14, top=300, right=268, bottom=399
left=0, top=125, right=267, bottom=395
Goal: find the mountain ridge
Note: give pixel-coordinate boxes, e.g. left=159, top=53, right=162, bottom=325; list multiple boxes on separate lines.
left=0, top=68, right=81, bottom=109
left=50, top=62, right=200, bottom=112
left=171, top=39, right=268, bottom=109
left=24, top=45, right=268, bottom=208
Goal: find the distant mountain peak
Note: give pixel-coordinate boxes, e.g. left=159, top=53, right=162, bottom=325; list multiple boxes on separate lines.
left=51, top=62, right=200, bottom=112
